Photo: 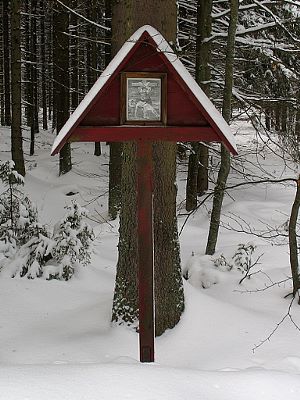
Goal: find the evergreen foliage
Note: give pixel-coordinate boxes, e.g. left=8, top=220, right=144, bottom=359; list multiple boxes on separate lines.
left=0, top=160, right=39, bottom=256
left=52, top=202, right=95, bottom=280
left=0, top=161, right=94, bottom=280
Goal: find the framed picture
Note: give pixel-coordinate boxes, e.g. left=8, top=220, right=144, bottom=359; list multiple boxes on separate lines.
left=121, top=72, right=167, bottom=125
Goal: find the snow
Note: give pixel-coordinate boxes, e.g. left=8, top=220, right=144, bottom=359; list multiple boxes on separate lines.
left=1, top=364, right=300, bottom=400
left=1, top=120, right=300, bottom=399
left=51, top=25, right=237, bottom=155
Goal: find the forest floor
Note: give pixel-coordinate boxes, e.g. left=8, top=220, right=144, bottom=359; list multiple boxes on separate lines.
left=0, top=117, right=300, bottom=400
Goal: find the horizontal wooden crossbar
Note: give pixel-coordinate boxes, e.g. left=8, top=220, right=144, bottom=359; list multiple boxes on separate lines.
left=70, top=125, right=219, bottom=143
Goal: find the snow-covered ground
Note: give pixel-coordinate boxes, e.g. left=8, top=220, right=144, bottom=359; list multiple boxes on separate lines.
left=0, top=121, right=299, bottom=400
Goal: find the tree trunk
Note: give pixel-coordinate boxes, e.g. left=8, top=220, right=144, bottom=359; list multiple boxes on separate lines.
left=104, top=0, right=111, bottom=68
left=111, top=141, right=139, bottom=326
left=289, top=176, right=300, bottom=299
left=11, top=0, right=25, bottom=176
left=0, top=2, right=4, bottom=125
left=40, top=0, right=48, bottom=130
left=108, top=142, right=122, bottom=220
left=111, top=0, right=184, bottom=336
left=265, top=104, right=271, bottom=131
left=23, top=0, right=31, bottom=126
left=185, top=0, right=212, bottom=210
left=197, top=144, right=209, bottom=195
left=53, top=0, right=72, bottom=175
left=196, top=0, right=212, bottom=196
left=3, top=0, right=11, bottom=126
left=87, top=0, right=101, bottom=156
left=48, top=7, right=53, bottom=123
left=186, top=142, right=200, bottom=211
left=70, top=0, right=78, bottom=111
left=29, top=0, right=39, bottom=156
left=108, top=0, right=122, bottom=221
left=206, top=0, right=239, bottom=255
left=153, top=141, right=184, bottom=336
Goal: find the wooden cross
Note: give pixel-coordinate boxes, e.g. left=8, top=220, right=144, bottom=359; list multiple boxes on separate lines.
left=51, top=25, right=237, bottom=363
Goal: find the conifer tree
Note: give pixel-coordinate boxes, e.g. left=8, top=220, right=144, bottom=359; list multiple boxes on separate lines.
left=11, top=0, right=25, bottom=176
left=206, top=0, right=239, bottom=255
left=53, top=0, right=72, bottom=175
left=111, top=0, right=184, bottom=336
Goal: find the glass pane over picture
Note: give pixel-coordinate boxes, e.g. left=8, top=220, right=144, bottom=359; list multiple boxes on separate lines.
left=126, top=78, right=161, bottom=121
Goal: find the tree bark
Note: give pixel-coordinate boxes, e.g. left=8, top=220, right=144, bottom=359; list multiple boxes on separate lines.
left=196, top=0, right=212, bottom=196
left=29, top=0, right=39, bottom=156
left=3, top=0, right=11, bottom=126
left=289, top=176, right=300, bottom=299
left=104, top=0, right=111, bottom=68
left=24, top=0, right=31, bottom=126
left=40, top=0, right=48, bottom=130
left=111, top=0, right=184, bottom=336
left=108, top=0, right=122, bottom=221
left=48, top=7, right=53, bottom=123
left=70, top=0, right=78, bottom=112
left=153, top=141, right=184, bottom=336
left=53, top=0, right=72, bottom=175
left=185, top=0, right=212, bottom=210
left=111, top=141, right=139, bottom=326
left=86, top=0, right=101, bottom=156
left=206, top=0, right=239, bottom=255
left=108, top=142, right=122, bottom=220
left=186, top=142, right=200, bottom=212
left=0, top=1, right=4, bottom=125
left=11, top=0, right=25, bottom=176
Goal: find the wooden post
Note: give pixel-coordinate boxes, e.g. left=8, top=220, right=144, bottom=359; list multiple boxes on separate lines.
left=137, top=140, right=155, bottom=362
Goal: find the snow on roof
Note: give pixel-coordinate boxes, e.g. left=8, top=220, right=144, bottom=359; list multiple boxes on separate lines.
left=51, top=25, right=237, bottom=155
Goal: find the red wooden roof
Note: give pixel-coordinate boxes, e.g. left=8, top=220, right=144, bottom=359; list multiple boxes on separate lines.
left=51, top=25, right=237, bottom=155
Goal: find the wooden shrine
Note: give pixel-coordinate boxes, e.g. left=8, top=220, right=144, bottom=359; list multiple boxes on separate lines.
left=51, top=25, right=237, bottom=363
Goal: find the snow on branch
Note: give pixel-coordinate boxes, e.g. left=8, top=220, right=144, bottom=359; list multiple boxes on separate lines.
left=204, top=21, right=278, bottom=43
left=56, top=0, right=110, bottom=31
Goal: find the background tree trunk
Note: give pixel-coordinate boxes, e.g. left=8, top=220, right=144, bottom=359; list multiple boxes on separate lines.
left=70, top=0, right=79, bottom=112
left=10, top=0, right=25, bottom=176
left=108, top=142, right=122, bottom=220
left=206, top=0, right=239, bottom=255
left=23, top=0, right=31, bottom=126
left=111, top=0, right=184, bottom=336
left=40, top=0, right=48, bottom=130
left=289, top=176, right=300, bottom=299
left=53, top=0, right=72, bottom=175
left=29, top=0, right=39, bottom=156
left=186, top=142, right=200, bottom=212
left=3, top=0, right=11, bottom=126
left=196, top=0, right=212, bottom=196
left=0, top=1, right=4, bottom=126
left=104, top=0, right=111, bottom=68
left=107, top=0, right=122, bottom=221
left=88, top=0, right=101, bottom=156
left=185, top=0, right=212, bottom=211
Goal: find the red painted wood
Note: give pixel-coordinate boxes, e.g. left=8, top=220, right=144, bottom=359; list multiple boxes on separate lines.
left=52, top=32, right=237, bottom=156
left=137, top=141, right=154, bottom=363
left=51, top=29, right=237, bottom=365
left=80, top=43, right=208, bottom=127
left=52, top=125, right=237, bottom=156
left=71, top=126, right=217, bottom=142
left=81, top=78, right=120, bottom=126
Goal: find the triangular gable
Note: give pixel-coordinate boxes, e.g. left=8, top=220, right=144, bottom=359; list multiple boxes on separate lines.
left=51, top=25, right=237, bottom=155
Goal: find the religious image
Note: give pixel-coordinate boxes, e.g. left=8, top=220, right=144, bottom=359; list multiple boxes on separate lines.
left=126, top=78, right=161, bottom=121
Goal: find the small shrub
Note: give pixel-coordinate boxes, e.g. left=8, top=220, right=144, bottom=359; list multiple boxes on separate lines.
left=52, top=202, right=95, bottom=280
left=0, top=161, right=94, bottom=281
left=213, top=253, right=234, bottom=271
left=232, top=242, right=256, bottom=273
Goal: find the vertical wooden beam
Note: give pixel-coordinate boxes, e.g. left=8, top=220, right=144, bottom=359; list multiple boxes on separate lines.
left=137, top=140, right=154, bottom=363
